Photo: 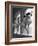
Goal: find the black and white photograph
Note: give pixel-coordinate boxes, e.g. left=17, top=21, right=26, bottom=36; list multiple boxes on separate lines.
left=11, top=6, right=33, bottom=38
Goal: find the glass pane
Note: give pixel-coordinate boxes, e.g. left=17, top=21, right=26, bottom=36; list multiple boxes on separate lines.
left=11, top=6, right=33, bottom=38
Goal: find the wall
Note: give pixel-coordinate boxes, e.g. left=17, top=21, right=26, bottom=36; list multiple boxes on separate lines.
left=0, top=0, right=38, bottom=46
